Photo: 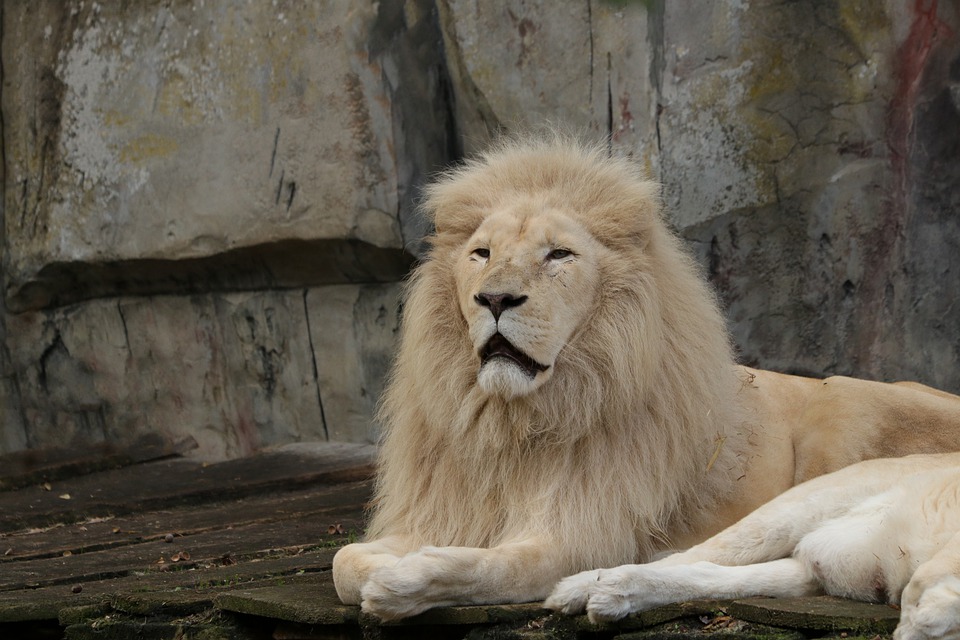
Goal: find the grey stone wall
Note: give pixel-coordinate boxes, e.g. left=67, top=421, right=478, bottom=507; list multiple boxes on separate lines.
left=440, top=0, right=960, bottom=387
left=1, top=0, right=450, bottom=458
left=2, top=0, right=958, bottom=459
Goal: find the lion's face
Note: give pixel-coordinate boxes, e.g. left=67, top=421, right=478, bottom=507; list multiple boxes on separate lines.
left=455, top=200, right=603, bottom=399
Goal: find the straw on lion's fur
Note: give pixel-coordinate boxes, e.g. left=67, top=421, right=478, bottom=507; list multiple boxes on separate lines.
left=364, top=133, right=746, bottom=574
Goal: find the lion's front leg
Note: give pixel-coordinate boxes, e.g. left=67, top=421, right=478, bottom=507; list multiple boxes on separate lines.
left=332, top=535, right=416, bottom=605
left=360, top=539, right=563, bottom=620
left=545, top=466, right=850, bottom=621
left=547, top=559, right=819, bottom=622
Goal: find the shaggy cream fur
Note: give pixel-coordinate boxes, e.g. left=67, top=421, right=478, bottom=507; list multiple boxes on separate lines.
left=547, top=452, right=960, bottom=640
left=331, top=134, right=960, bottom=621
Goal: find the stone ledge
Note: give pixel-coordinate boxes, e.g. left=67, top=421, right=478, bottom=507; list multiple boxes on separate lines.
left=7, top=239, right=414, bottom=312
left=3, top=0, right=451, bottom=314
left=729, top=596, right=900, bottom=634
left=213, top=583, right=903, bottom=639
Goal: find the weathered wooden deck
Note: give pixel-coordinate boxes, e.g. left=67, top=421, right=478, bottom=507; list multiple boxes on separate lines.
left=0, top=439, right=903, bottom=639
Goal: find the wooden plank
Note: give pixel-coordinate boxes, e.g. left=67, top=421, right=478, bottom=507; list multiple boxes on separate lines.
left=13, top=439, right=906, bottom=640
left=1, top=479, right=371, bottom=562
left=0, top=434, right=198, bottom=491
left=0, top=551, right=338, bottom=623
left=0, top=442, right=374, bottom=632
left=0, top=503, right=365, bottom=591
left=0, top=442, right=375, bottom=532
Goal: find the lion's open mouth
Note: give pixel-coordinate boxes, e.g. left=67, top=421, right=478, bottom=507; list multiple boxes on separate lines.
left=480, top=333, right=549, bottom=378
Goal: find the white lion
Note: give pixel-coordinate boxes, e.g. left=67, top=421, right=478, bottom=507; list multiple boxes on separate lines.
left=331, top=134, right=960, bottom=622
left=547, top=452, right=960, bottom=640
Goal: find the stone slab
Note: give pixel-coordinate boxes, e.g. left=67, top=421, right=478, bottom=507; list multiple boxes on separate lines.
left=6, top=286, right=399, bottom=459
left=216, top=573, right=359, bottom=626
left=2, top=0, right=452, bottom=311
left=307, top=284, right=400, bottom=442
left=729, top=596, right=900, bottom=634
left=437, top=0, right=658, bottom=160
left=616, top=619, right=807, bottom=640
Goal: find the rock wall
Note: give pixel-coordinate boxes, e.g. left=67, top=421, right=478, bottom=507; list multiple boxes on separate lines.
left=440, top=0, right=960, bottom=386
left=2, top=0, right=958, bottom=459
left=1, top=0, right=450, bottom=457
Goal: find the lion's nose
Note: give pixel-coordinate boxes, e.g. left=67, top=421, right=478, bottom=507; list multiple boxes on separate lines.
left=474, top=292, right=528, bottom=321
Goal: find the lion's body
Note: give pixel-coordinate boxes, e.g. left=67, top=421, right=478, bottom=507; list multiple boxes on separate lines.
left=331, top=136, right=960, bottom=621
left=547, top=452, right=960, bottom=640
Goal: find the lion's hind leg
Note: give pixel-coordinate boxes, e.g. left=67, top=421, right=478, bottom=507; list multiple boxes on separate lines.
left=792, top=487, right=911, bottom=604
left=797, top=467, right=960, bottom=611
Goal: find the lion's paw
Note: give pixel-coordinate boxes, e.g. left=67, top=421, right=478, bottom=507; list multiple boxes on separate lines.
left=360, top=567, right=430, bottom=620
left=544, top=570, right=601, bottom=615
left=895, top=577, right=960, bottom=640
left=547, top=566, right=661, bottom=624
left=359, top=547, right=463, bottom=620
left=584, top=576, right=642, bottom=624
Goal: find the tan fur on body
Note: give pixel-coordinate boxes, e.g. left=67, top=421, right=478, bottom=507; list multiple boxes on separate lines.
left=547, top=453, right=960, bottom=640
left=332, top=135, right=960, bottom=620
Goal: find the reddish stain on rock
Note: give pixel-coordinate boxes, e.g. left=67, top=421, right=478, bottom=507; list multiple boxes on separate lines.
left=857, top=0, right=954, bottom=371
left=507, top=9, right=539, bottom=67
left=887, top=0, right=953, bottom=200
left=613, top=94, right=635, bottom=142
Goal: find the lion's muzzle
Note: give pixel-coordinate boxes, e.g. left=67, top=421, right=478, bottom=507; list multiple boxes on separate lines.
left=480, top=333, right=549, bottom=378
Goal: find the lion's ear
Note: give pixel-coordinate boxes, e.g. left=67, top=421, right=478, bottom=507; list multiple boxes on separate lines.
left=430, top=202, right=487, bottom=238
left=577, top=176, right=660, bottom=252
left=421, top=169, right=491, bottom=239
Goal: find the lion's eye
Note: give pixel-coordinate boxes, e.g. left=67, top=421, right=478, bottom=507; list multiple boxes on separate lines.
left=547, top=248, right=573, bottom=261
left=471, top=247, right=490, bottom=259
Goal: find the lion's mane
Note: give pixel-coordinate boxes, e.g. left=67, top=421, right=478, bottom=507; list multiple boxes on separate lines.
left=367, top=135, right=745, bottom=572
